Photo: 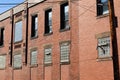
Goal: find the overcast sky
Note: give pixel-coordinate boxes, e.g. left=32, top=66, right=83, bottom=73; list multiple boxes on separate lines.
left=0, top=0, right=24, bottom=14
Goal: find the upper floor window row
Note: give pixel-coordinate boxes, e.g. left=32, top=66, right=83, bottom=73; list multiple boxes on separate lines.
left=31, top=2, right=69, bottom=36
left=97, top=0, right=109, bottom=16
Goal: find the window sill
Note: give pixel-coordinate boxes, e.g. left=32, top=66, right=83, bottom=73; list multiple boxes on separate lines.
left=0, top=67, right=6, bottom=70
left=59, top=27, right=70, bottom=32
left=0, top=45, right=4, bottom=48
left=60, top=61, right=70, bottom=65
left=13, top=67, right=22, bottom=70
left=44, top=32, right=53, bottom=36
left=96, top=56, right=112, bottom=61
left=44, top=63, right=52, bottom=67
left=96, top=13, right=109, bottom=19
left=31, top=36, right=38, bottom=40
left=30, top=64, right=38, bottom=68
left=14, top=40, right=23, bottom=44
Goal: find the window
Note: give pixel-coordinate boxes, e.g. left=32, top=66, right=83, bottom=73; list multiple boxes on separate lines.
left=44, top=48, right=52, bottom=64
left=60, top=2, right=69, bottom=30
left=97, top=37, right=110, bottom=58
left=31, top=15, right=38, bottom=37
left=13, top=54, right=22, bottom=69
left=14, top=21, right=22, bottom=42
left=45, top=9, right=52, bottom=34
left=0, top=28, right=4, bottom=46
left=0, top=55, right=6, bottom=69
left=97, top=0, right=109, bottom=16
left=60, top=42, right=70, bottom=62
left=31, top=50, right=37, bottom=65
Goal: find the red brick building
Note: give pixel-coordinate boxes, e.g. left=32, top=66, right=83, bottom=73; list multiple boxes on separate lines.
left=0, top=0, right=119, bottom=80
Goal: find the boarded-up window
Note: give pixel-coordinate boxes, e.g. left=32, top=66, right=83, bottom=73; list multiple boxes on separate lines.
left=97, top=37, right=110, bottom=58
left=60, top=42, right=70, bottom=62
left=13, top=54, right=22, bottom=68
left=44, top=48, right=52, bottom=64
left=0, top=55, right=6, bottom=69
left=14, top=21, right=22, bottom=42
left=31, top=50, right=37, bottom=65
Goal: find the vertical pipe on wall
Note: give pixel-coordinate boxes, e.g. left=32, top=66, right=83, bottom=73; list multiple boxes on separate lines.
left=25, top=2, right=28, bottom=65
left=108, top=0, right=120, bottom=80
left=10, top=9, right=14, bottom=80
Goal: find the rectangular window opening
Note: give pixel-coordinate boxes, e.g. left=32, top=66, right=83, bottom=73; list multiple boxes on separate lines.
left=13, top=54, right=22, bottom=69
left=30, top=50, right=38, bottom=65
left=97, top=0, right=109, bottom=16
left=97, top=37, right=110, bottom=58
left=60, top=2, right=69, bottom=30
left=31, top=15, right=38, bottom=38
left=14, top=21, right=22, bottom=42
left=0, top=55, right=6, bottom=69
left=44, top=48, right=52, bottom=64
left=60, top=42, right=70, bottom=63
left=45, top=9, right=52, bottom=34
left=0, top=28, right=4, bottom=46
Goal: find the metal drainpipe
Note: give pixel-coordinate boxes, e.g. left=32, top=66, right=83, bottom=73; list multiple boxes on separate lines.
left=10, top=9, right=14, bottom=80
left=25, top=2, right=31, bottom=80
left=25, top=2, right=28, bottom=65
left=108, top=0, right=120, bottom=80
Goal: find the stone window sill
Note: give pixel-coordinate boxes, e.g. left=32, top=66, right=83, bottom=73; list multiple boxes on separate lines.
left=96, top=56, right=112, bottom=61
left=31, top=36, right=38, bottom=40
left=30, top=64, right=38, bottom=68
left=60, top=60, right=70, bottom=65
left=13, top=67, right=22, bottom=70
left=59, top=27, right=70, bottom=32
left=44, top=63, right=52, bottom=67
left=96, top=13, right=109, bottom=19
left=44, top=32, right=53, bottom=36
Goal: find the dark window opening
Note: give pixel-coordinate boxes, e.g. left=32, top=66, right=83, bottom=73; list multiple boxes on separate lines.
left=0, top=28, right=4, bottom=46
left=45, top=9, right=52, bottom=34
left=97, top=0, right=109, bottom=16
left=60, top=2, right=69, bottom=30
left=31, top=15, right=38, bottom=37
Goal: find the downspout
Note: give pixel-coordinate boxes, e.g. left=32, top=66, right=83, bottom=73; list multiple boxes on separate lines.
left=108, top=0, right=119, bottom=80
left=10, top=9, right=14, bottom=80
left=25, top=2, right=28, bottom=65
left=25, top=2, right=31, bottom=80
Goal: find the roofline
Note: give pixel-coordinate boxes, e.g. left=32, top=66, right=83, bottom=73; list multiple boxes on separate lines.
left=0, top=0, right=45, bottom=21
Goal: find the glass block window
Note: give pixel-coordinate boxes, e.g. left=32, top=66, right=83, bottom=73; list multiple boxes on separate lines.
left=13, top=54, right=22, bottom=68
left=60, top=42, right=70, bottom=62
left=14, top=21, right=22, bottom=42
left=44, top=48, right=52, bottom=64
left=97, top=0, right=109, bottom=16
left=31, top=50, right=37, bottom=65
left=0, top=55, right=6, bottom=69
left=97, top=37, right=110, bottom=58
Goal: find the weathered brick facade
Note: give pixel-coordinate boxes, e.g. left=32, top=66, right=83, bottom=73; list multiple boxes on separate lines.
left=0, top=0, right=120, bottom=80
